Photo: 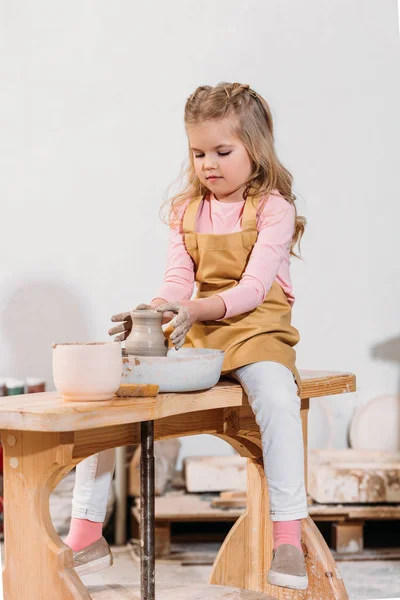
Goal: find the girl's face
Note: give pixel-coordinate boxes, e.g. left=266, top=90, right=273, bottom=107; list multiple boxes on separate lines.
left=187, top=116, right=253, bottom=202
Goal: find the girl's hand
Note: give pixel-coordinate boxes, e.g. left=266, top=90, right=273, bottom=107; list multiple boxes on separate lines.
left=138, top=301, right=175, bottom=326
left=109, top=304, right=155, bottom=341
left=109, top=311, right=132, bottom=342
left=156, top=301, right=198, bottom=350
left=135, top=303, right=153, bottom=311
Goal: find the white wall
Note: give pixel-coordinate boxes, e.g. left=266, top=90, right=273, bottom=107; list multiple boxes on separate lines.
left=1, top=1, right=400, bottom=460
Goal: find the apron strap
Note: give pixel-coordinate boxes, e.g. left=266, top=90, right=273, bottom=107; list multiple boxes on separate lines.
left=242, top=195, right=262, bottom=232
left=183, top=193, right=263, bottom=234
left=182, top=195, right=204, bottom=234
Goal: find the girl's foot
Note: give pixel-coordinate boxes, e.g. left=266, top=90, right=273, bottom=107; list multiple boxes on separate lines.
left=272, top=519, right=302, bottom=551
left=65, top=518, right=103, bottom=552
left=267, top=544, right=308, bottom=590
left=73, top=537, right=113, bottom=576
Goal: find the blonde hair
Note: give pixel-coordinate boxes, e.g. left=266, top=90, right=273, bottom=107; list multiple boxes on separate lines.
left=162, top=82, right=306, bottom=256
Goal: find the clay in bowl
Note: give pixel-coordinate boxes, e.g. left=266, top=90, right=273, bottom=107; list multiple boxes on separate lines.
left=53, top=342, right=122, bottom=401
left=125, top=310, right=168, bottom=357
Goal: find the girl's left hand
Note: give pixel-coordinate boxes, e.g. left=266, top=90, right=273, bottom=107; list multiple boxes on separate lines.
left=156, top=301, right=198, bottom=350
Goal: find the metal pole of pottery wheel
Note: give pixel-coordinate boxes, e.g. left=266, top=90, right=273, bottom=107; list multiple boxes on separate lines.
left=140, top=420, right=155, bottom=600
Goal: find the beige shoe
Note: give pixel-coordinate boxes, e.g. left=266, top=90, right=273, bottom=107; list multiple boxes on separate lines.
left=267, top=544, right=308, bottom=590
left=73, top=537, right=113, bottom=576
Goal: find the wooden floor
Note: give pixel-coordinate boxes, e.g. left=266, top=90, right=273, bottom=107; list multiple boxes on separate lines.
left=89, top=583, right=276, bottom=599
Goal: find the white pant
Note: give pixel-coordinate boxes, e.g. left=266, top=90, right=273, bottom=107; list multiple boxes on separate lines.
left=71, top=361, right=308, bottom=522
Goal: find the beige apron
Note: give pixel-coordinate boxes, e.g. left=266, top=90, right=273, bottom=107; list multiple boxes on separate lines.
left=182, top=194, right=301, bottom=390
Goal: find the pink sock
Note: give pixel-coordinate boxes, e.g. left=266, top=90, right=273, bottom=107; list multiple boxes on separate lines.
left=65, top=518, right=103, bottom=552
left=273, top=520, right=302, bottom=551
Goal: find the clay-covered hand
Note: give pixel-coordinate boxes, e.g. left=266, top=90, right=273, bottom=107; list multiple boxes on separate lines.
left=109, top=304, right=157, bottom=341
left=108, top=311, right=133, bottom=342
left=156, top=301, right=197, bottom=350
left=135, top=303, right=153, bottom=311
left=137, top=301, right=175, bottom=325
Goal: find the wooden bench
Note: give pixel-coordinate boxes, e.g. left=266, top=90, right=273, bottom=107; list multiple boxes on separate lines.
left=0, top=369, right=355, bottom=599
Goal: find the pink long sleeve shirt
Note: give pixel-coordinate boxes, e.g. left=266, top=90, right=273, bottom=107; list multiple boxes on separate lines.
left=156, top=191, right=296, bottom=319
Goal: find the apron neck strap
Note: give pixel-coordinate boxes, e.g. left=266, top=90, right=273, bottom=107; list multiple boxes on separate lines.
left=182, top=193, right=263, bottom=234
left=183, top=195, right=204, bottom=234
left=242, top=195, right=262, bottom=232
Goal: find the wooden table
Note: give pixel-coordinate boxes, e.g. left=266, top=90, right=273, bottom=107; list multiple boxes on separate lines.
left=0, top=370, right=355, bottom=600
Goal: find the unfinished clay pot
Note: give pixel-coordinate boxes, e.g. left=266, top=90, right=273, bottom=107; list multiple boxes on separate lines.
left=52, top=342, right=122, bottom=401
left=125, top=310, right=168, bottom=357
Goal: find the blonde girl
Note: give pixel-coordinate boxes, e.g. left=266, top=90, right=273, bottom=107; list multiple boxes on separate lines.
left=66, top=82, right=308, bottom=591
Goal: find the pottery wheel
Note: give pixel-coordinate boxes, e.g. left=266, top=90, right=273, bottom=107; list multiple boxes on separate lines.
left=121, top=348, right=225, bottom=393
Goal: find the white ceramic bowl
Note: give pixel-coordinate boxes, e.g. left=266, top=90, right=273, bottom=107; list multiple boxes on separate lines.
left=53, top=342, right=122, bottom=401
left=122, top=348, right=225, bottom=393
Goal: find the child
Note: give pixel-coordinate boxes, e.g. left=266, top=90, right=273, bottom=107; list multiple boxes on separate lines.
left=66, top=82, right=308, bottom=591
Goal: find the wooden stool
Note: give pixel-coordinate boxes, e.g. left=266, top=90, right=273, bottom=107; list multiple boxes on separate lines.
left=89, top=583, right=276, bottom=599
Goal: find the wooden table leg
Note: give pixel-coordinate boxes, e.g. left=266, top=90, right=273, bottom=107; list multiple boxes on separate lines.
left=140, top=421, right=155, bottom=600
left=1, top=430, right=90, bottom=600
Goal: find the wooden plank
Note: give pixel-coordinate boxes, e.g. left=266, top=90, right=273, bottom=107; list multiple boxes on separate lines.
left=0, top=371, right=356, bottom=432
left=184, top=456, right=247, bottom=493
left=211, top=497, right=247, bottom=509
left=309, top=503, right=400, bottom=520
left=309, top=449, right=400, bottom=503
left=220, top=491, right=247, bottom=500
left=133, top=493, right=243, bottom=522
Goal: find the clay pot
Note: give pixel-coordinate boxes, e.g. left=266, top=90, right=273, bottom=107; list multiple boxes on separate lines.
left=125, top=310, right=168, bottom=357
left=52, top=342, right=122, bottom=402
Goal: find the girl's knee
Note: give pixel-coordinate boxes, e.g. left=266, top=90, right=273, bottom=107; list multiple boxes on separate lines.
left=263, top=385, right=298, bottom=409
left=236, top=362, right=300, bottom=424
left=250, top=385, right=300, bottom=432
